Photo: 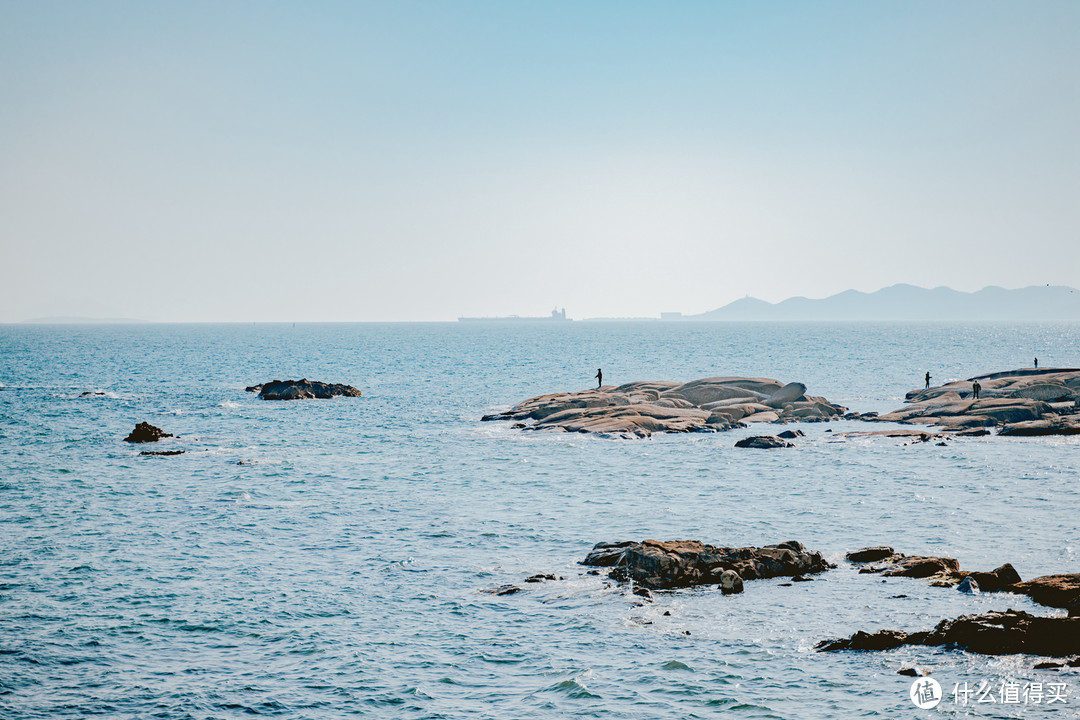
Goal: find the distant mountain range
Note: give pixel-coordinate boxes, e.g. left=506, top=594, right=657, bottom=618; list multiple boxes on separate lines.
left=684, top=284, right=1080, bottom=321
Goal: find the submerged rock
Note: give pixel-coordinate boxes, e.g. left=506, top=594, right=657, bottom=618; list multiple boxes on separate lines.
left=139, top=449, right=185, bottom=456
left=734, top=435, right=795, bottom=449
left=482, top=376, right=846, bottom=437
left=123, top=422, right=173, bottom=443
left=818, top=610, right=1080, bottom=658
left=246, top=379, right=362, bottom=400
left=581, top=539, right=831, bottom=590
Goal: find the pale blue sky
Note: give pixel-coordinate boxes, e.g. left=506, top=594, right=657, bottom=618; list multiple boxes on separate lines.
left=2, top=1, right=1077, bottom=321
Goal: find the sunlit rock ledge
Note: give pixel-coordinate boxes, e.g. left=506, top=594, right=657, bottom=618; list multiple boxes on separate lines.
left=482, top=376, right=847, bottom=438
left=875, top=368, right=1080, bottom=434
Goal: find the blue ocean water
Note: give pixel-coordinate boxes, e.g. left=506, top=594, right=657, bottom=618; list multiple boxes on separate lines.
left=1, top=321, right=1078, bottom=719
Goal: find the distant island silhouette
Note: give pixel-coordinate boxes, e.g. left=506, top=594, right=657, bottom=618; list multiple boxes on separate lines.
left=672, top=284, right=1080, bottom=322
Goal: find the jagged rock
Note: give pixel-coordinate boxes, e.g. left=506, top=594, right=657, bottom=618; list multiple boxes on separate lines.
left=968, top=563, right=1022, bottom=593
left=818, top=610, right=1080, bottom=658
left=123, top=422, right=173, bottom=443
left=777, top=429, right=805, bottom=439
left=246, top=379, right=362, bottom=400
left=525, top=574, right=557, bottom=583
left=735, top=435, right=794, bottom=449
left=847, top=546, right=895, bottom=563
left=483, top=377, right=846, bottom=437
left=581, top=539, right=831, bottom=590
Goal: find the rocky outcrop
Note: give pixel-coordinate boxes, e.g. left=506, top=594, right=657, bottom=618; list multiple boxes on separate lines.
left=847, top=547, right=960, bottom=578
left=735, top=435, right=794, bottom=449
left=817, top=610, right=1080, bottom=657
left=581, top=539, right=832, bottom=590
left=846, top=546, right=1022, bottom=589
left=483, top=377, right=846, bottom=437
left=1010, top=574, right=1080, bottom=614
left=124, top=422, right=173, bottom=443
left=876, top=369, right=1080, bottom=433
left=246, top=379, right=362, bottom=400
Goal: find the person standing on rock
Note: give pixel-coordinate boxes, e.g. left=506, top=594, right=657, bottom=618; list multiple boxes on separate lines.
left=925, top=372, right=932, bottom=389
left=595, top=368, right=603, bottom=388
left=1035, top=357, right=1038, bottom=368
left=972, top=379, right=981, bottom=399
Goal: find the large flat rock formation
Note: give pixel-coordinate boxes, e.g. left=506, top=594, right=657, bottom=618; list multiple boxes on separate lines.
left=483, top=376, right=847, bottom=437
left=875, top=368, right=1080, bottom=433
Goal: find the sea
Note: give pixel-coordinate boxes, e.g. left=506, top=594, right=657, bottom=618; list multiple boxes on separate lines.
left=1, top=321, right=1078, bottom=719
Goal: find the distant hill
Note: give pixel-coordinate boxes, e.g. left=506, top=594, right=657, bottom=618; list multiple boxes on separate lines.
left=687, top=285, right=1080, bottom=321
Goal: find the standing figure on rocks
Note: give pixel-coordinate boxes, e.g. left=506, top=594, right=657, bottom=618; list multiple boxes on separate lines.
left=925, top=372, right=932, bottom=389
left=1035, top=357, right=1039, bottom=368
left=595, top=368, right=603, bottom=388
left=972, top=379, right=981, bottom=399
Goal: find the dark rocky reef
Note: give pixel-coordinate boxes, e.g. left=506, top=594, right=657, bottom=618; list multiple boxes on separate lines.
left=817, top=610, right=1080, bottom=657
left=876, top=368, right=1080, bottom=433
left=483, top=377, right=846, bottom=437
left=246, top=379, right=362, bottom=401
left=123, top=422, right=173, bottom=443
left=581, top=539, right=832, bottom=591
left=846, top=546, right=1021, bottom=589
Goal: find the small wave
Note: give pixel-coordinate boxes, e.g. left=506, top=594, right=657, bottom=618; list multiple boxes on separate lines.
left=219, top=401, right=241, bottom=409
left=661, top=660, right=694, bottom=671
left=536, top=678, right=602, bottom=700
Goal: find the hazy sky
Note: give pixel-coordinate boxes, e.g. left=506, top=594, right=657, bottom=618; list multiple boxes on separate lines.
left=2, top=1, right=1078, bottom=322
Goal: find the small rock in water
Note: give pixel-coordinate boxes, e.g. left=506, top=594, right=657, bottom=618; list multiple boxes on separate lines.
left=777, top=429, right=804, bottom=439
left=247, top=378, right=362, bottom=400
left=719, top=570, right=744, bottom=594
left=957, top=576, right=981, bottom=594
left=493, top=585, right=520, bottom=596
left=524, top=574, right=556, bottom=583
left=124, top=422, right=173, bottom=443
left=139, top=450, right=184, bottom=456
left=734, top=435, right=794, bottom=450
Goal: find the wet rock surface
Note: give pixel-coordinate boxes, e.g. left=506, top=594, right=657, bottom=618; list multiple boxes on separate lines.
left=1010, top=574, right=1080, bottom=613
left=876, top=368, right=1080, bottom=433
left=847, top=547, right=961, bottom=578
left=246, top=379, right=362, bottom=400
left=581, top=539, right=832, bottom=590
left=123, top=422, right=173, bottom=443
left=483, top=377, right=846, bottom=437
left=817, top=610, right=1080, bottom=657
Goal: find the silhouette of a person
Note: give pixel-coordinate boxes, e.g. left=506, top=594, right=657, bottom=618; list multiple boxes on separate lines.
left=925, top=372, right=932, bottom=389
left=1035, top=357, right=1038, bottom=368
left=972, top=379, right=981, bottom=400
left=595, top=368, right=603, bottom=388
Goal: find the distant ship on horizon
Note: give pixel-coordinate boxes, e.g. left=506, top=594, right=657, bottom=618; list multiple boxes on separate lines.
left=458, top=307, right=570, bottom=322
